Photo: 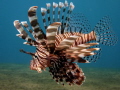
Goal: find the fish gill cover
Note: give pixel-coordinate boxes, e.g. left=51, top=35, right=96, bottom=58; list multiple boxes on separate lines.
left=13, top=0, right=117, bottom=86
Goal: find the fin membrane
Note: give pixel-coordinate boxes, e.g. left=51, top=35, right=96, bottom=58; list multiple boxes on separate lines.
left=94, top=16, right=118, bottom=46
left=68, top=13, right=91, bottom=33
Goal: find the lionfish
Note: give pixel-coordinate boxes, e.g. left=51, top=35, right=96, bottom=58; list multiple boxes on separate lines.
left=13, top=1, right=117, bottom=86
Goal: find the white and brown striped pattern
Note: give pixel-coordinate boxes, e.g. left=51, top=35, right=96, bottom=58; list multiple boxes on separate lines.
left=58, top=2, right=64, bottom=22
left=55, top=31, right=96, bottom=47
left=14, top=20, right=35, bottom=44
left=64, top=2, right=75, bottom=33
left=65, top=43, right=99, bottom=63
left=46, top=3, right=51, bottom=25
left=13, top=0, right=117, bottom=86
left=28, top=6, right=46, bottom=44
left=41, top=8, right=47, bottom=29
left=46, top=22, right=61, bottom=53
left=56, top=35, right=79, bottom=50
left=53, top=2, right=58, bottom=22
left=30, top=44, right=50, bottom=73
left=21, top=21, right=33, bottom=33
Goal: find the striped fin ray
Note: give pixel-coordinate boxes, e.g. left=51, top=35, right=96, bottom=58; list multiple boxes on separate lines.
left=21, top=21, right=33, bottom=33
left=60, top=1, right=75, bottom=34
left=55, top=32, right=80, bottom=47
left=58, top=2, right=64, bottom=22
left=55, top=32, right=72, bottom=47
left=72, top=31, right=96, bottom=47
left=65, top=43, right=99, bottom=63
left=55, top=31, right=96, bottom=48
left=60, top=1, right=67, bottom=34
left=46, top=22, right=61, bottom=53
left=41, top=8, right=47, bottom=29
left=14, top=20, right=38, bottom=46
left=28, top=6, right=46, bottom=43
left=94, top=16, right=118, bottom=46
left=44, top=1, right=74, bottom=34
left=68, top=13, right=91, bottom=33
left=46, top=3, right=51, bottom=25
left=53, top=2, right=58, bottom=22
left=56, top=35, right=79, bottom=51
left=57, top=2, right=65, bottom=34
left=83, top=41, right=101, bottom=62
left=21, top=21, right=39, bottom=46
left=36, top=44, right=49, bottom=59
left=64, top=2, right=75, bottom=33
left=60, top=1, right=69, bottom=34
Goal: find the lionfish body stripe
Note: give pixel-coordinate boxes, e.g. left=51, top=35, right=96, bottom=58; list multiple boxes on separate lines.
left=13, top=0, right=117, bottom=86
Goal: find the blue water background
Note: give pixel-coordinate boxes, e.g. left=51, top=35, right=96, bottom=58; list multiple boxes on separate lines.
left=0, top=0, right=120, bottom=68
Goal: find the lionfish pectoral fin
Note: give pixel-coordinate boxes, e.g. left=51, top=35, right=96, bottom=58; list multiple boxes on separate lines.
left=82, top=41, right=102, bottom=62
left=56, top=35, right=79, bottom=51
left=65, top=42, right=100, bottom=63
left=93, top=16, right=118, bottom=46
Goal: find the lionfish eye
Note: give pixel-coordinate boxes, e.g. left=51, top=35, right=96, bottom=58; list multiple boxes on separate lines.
left=33, top=55, right=37, bottom=59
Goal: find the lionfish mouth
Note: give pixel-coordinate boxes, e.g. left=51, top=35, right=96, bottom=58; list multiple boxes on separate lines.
left=13, top=0, right=117, bottom=86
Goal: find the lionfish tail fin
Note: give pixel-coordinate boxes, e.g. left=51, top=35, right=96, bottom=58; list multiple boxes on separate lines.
left=93, top=16, right=118, bottom=46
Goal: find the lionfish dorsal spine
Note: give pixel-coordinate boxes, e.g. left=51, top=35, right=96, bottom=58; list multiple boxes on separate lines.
left=64, top=2, right=75, bottom=33
left=28, top=6, right=46, bottom=43
left=52, top=2, right=58, bottom=22
left=58, top=2, right=62, bottom=22
left=46, top=22, right=61, bottom=53
left=21, top=21, right=33, bottom=33
left=46, top=3, right=51, bottom=25
left=41, top=7, right=47, bottom=29
left=14, top=20, right=36, bottom=45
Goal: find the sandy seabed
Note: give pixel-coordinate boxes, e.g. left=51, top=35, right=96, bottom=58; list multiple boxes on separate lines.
left=0, top=64, right=120, bottom=90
